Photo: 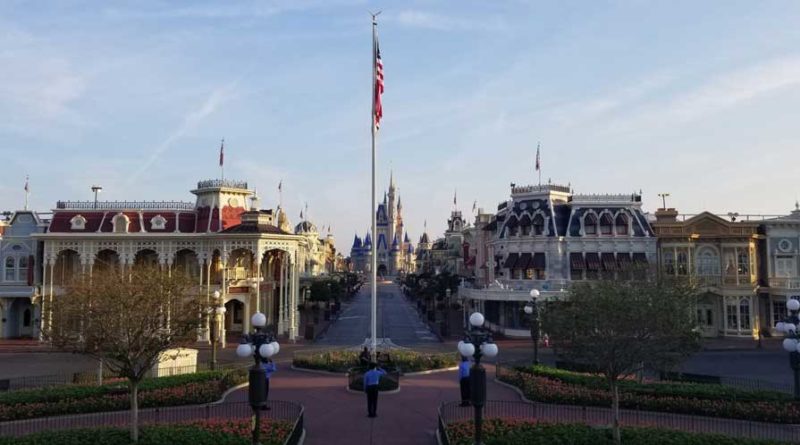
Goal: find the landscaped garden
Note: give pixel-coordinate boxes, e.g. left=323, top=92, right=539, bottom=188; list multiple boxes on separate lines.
left=293, top=349, right=458, bottom=373
left=0, top=418, right=293, bottom=445
left=445, top=419, right=792, bottom=445
left=0, top=369, right=247, bottom=421
left=498, top=364, right=800, bottom=424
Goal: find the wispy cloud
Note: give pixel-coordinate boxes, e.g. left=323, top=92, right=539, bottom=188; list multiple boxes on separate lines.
left=391, top=10, right=503, bottom=32
left=129, top=80, right=239, bottom=183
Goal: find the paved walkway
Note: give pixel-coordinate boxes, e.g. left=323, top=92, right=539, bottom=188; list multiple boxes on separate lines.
left=225, top=362, right=522, bottom=445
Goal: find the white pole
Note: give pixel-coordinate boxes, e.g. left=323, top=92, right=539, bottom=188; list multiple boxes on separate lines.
left=370, top=14, right=379, bottom=358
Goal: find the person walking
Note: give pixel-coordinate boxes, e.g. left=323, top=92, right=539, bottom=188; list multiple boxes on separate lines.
left=262, top=358, right=276, bottom=410
left=359, top=346, right=370, bottom=369
left=458, top=355, right=471, bottom=406
left=364, top=362, right=386, bottom=418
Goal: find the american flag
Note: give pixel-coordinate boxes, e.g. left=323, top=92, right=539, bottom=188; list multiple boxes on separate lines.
left=219, top=139, right=225, bottom=167
left=374, top=40, right=384, bottom=130
left=535, top=142, right=540, bottom=172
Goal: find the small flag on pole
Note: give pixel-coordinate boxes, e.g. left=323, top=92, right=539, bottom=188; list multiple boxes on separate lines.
left=219, top=139, right=225, bottom=167
left=278, top=180, right=282, bottom=192
left=472, top=200, right=477, bottom=212
left=453, top=190, right=457, bottom=206
left=535, top=142, right=541, bottom=172
left=24, top=176, right=29, bottom=193
left=373, top=36, right=384, bottom=130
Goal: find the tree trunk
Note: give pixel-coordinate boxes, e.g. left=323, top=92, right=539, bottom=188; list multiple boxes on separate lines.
left=130, top=380, right=139, bottom=442
left=611, top=380, right=621, bottom=445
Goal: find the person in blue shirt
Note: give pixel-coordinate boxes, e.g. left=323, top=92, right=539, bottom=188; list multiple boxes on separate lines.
left=363, top=362, right=386, bottom=418
left=458, top=356, right=471, bottom=406
left=262, top=359, right=277, bottom=411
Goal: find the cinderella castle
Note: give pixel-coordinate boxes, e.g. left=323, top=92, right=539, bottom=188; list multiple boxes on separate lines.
left=350, top=174, right=416, bottom=276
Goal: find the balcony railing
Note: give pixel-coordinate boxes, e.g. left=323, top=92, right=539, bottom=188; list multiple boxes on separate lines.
left=56, top=201, right=195, bottom=210
left=769, top=277, right=800, bottom=289
left=460, top=280, right=568, bottom=302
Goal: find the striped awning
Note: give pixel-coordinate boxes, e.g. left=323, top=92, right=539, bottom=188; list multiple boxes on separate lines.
left=632, top=252, right=648, bottom=264
left=570, top=253, right=585, bottom=270
left=504, top=253, right=520, bottom=268
left=532, top=252, right=546, bottom=269
left=585, top=253, right=601, bottom=270
left=517, top=253, right=532, bottom=270
left=601, top=253, right=617, bottom=271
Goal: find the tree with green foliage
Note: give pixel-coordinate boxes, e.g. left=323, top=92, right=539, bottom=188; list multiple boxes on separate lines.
left=541, top=278, right=701, bottom=445
left=47, top=266, right=205, bottom=443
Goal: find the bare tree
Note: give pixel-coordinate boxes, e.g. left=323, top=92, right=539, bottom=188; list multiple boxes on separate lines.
left=542, top=277, right=701, bottom=445
left=47, top=266, right=205, bottom=442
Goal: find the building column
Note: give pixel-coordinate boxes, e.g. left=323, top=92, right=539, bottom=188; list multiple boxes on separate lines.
left=278, top=253, right=286, bottom=335
left=255, top=258, right=262, bottom=314
left=289, top=252, right=299, bottom=340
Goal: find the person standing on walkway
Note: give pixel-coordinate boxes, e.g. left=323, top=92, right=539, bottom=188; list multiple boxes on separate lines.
left=458, top=356, right=471, bottom=406
left=262, top=358, right=276, bottom=410
left=359, top=347, right=370, bottom=369
left=364, top=362, right=386, bottom=418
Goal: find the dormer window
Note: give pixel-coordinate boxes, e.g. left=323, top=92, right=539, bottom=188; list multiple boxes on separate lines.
left=584, top=213, right=598, bottom=235
left=532, top=214, right=545, bottom=236
left=113, top=213, right=130, bottom=233
left=150, top=215, right=167, bottom=230
left=600, top=213, right=614, bottom=235
left=615, top=213, right=629, bottom=235
left=70, top=215, right=87, bottom=230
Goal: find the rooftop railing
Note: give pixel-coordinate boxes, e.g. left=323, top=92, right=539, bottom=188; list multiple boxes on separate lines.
left=56, top=201, right=195, bottom=210
left=196, top=179, right=248, bottom=190
left=511, top=184, right=571, bottom=194
left=571, top=193, right=642, bottom=203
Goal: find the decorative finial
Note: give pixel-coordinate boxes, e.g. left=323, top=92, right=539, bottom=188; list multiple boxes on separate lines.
left=796, top=199, right=799, bottom=211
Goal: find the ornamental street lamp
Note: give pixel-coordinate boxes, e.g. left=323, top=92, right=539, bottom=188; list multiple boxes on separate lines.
left=524, top=289, right=540, bottom=365
left=458, top=312, right=499, bottom=445
left=210, top=291, right=226, bottom=371
left=777, top=298, right=800, bottom=400
left=236, top=312, right=280, bottom=445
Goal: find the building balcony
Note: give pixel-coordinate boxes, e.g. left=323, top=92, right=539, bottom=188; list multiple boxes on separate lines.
left=460, top=280, right=567, bottom=302
left=768, top=277, right=800, bottom=290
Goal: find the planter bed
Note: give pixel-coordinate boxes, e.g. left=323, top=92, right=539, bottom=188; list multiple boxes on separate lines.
left=0, top=369, right=247, bottom=422
left=293, top=349, right=458, bottom=374
left=445, top=419, right=791, bottom=445
left=0, top=418, right=292, bottom=445
left=499, top=365, right=800, bottom=424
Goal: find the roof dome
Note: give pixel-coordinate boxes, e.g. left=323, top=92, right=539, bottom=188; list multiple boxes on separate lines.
left=294, top=220, right=318, bottom=234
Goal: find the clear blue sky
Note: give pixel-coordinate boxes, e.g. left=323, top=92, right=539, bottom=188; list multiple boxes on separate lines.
left=2, top=1, right=800, bottom=252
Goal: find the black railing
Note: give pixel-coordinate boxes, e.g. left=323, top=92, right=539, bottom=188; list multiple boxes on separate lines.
left=0, top=400, right=304, bottom=443
left=55, top=200, right=195, bottom=210
left=438, top=399, right=800, bottom=443
left=196, top=179, right=248, bottom=190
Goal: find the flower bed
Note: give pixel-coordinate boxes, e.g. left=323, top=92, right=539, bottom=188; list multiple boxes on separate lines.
left=293, top=349, right=458, bottom=373
left=445, top=419, right=791, bottom=445
left=499, top=365, right=800, bottom=424
left=0, top=418, right=293, bottom=445
left=0, top=369, right=247, bottom=422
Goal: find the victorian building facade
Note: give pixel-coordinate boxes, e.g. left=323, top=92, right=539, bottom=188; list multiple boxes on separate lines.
left=33, top=179, right=316, bottom=343
left=757, top=203, right=800, bottom=338
left=460, top=183, right=656, bottom=337
left=0, top=211, right=47, bottom=339
left=350, top=174, right=415, bottom=275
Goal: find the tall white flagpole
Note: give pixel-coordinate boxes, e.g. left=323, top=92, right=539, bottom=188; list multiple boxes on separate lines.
left=370, top=13, right=379, bottom=358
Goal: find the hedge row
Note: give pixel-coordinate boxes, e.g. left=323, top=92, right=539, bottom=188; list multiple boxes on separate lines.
left=293, top=349, right=458, bottom=373
left=0, top=369, right=247, bottom=422
left=500, top=366, right=800, bottom=424
left=446, top=419, right=791, bottom=445
left=0, top=418, right=292, bottom=445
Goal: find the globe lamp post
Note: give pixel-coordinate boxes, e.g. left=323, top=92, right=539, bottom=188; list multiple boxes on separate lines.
left=236, top=312, right=280, bottom=445
left=458, top=312, right=499, bottom=445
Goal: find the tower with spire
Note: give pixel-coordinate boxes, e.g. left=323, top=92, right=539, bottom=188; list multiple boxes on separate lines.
left=350, top=173, right=415, bottom=275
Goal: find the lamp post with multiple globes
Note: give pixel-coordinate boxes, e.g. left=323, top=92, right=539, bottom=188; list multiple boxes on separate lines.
left=777, top=298, right=800, bottom=400
left=236, top=312, right=280, bottom=445
left=524, top=289, right=540, bottom=365
left=457, top=312, right=499, bottom=445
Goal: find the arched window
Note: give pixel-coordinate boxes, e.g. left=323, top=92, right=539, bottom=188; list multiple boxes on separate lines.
left=696, top=248, right=720, bottom=276
left=18, top=256, right=29, bottom=283
left=4, top=257, right=15, bottom=281
left=584, top=213, right=598, bottom=235
left=739, top=298, right=751, bottom=330
left=600, top=213, right=613, bottom=235
left=533, top=214, right=545, bottom=236
left=615, top=214, right=628, bottom=235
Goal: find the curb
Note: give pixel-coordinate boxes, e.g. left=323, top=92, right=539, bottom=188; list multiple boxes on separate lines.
left=290, top=365, right=348, bottom=376
left=404, top=366, right=459, bottom=376
left=214, top=382, right=249, bottom=404
left=493, top=377, right=534, bottom=404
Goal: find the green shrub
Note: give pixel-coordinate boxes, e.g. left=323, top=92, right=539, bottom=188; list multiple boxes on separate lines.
left=445, top=420, right=791, bottom=445
left=292, top=349, right=458, bottom=373
left=499, top=365, right=800, bottom=424
left=0, top=369, right=247, bottom=421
